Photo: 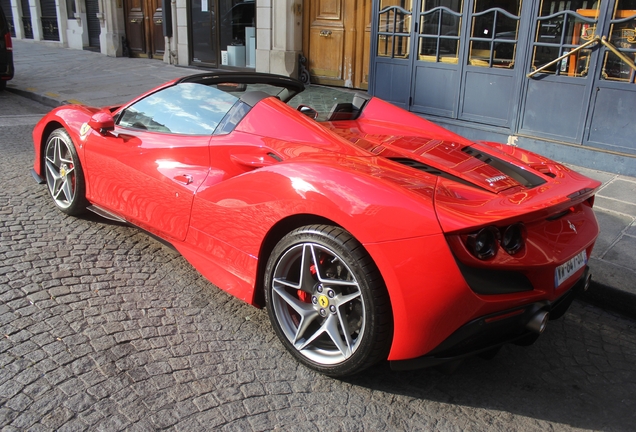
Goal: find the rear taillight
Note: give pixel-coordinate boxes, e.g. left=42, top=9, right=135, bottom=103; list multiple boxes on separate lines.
left=4, top=32, right=12, bottom=51
left=467, top=227, right=500, bottom=260
left=501, top=223, right=526, bottom=255
left=465, top=223, right=527, bottom=260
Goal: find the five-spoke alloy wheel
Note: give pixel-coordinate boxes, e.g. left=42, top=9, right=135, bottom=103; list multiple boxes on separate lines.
left=265, top=225, right=392, bottom=376
left=44, top=128, right=87, bottom=215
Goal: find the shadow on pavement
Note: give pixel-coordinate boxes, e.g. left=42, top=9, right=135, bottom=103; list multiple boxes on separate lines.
left=346, top=302, right=636, bottom=431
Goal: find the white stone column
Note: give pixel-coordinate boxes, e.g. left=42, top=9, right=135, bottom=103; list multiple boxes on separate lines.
left=55, top=0, right=69, bottom=45
left=10, top=0, right=24, bottom=40
left=175, top=0, right=188, bottom=66
left=30, top=0, right=43, bottom=41
left=268, top=0, right=302, bottom=78
left=99, top=0, right=125, bottom=56
left=255, top=0, right=271, bottom=73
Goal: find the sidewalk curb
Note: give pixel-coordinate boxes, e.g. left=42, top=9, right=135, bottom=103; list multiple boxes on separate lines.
left=6, top=86, right=66, bottom=108
left=579, top=281, right=636, bottom=321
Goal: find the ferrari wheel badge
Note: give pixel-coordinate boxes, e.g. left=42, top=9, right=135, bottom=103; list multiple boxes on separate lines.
left=318, top=295, right=329, bottom=308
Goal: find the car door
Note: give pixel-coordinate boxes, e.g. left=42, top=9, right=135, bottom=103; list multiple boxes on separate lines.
left=83, top=82, right=239, bottom=241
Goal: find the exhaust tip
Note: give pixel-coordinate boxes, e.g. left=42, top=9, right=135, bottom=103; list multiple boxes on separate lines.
left=584, top=273, right=592, bottom=291
left=526, top=311, right=549, bottom=334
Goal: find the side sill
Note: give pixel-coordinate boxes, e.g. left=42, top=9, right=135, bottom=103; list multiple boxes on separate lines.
left=31, top=169, right=45, bottom=184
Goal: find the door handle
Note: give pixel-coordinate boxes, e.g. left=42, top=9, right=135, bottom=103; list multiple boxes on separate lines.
left=174, top=174, right=193, bottom=185
left=130, top=18, right=140, bottom=23
left=155, top=19, right=163, bottom=24
left=319, top=30, right=332, bottom=37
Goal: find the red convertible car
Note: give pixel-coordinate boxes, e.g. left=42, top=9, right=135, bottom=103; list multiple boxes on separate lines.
left=31, top=73, right=600, bottom=376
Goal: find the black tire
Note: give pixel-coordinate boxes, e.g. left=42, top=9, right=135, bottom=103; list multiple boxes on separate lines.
left=264, top=225, right=393, bottom=377
left=0, top=80, right=6, bottom=91
left=43, top=128, right=88, bottom=215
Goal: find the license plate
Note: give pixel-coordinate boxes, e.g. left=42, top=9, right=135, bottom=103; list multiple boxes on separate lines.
left=555, top=250, right=587, bottom=288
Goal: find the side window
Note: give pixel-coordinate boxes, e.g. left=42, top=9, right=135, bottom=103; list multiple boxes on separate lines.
left=118, top=83, right=239, bottom=135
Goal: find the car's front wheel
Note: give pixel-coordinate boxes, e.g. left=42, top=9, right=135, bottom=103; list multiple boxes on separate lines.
left=44, top=128, right=88, bottom=215
left=264, top=225, right=393, bottom=377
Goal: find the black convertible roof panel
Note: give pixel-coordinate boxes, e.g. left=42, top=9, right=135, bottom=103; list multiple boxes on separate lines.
left=178, top=72, right=305, bottom=94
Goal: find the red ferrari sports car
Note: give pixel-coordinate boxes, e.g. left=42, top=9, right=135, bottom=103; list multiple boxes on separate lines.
left=31, top=73, right=600, bottom=376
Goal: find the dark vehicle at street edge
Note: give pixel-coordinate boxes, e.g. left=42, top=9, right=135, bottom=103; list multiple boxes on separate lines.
left=0, top=3, right=13, bottom=91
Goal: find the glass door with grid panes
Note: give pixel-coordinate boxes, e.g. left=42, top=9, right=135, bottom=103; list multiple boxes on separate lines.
left=371, top=0, right=529, bottom=128
left=519, top=0, right=636, bottom=154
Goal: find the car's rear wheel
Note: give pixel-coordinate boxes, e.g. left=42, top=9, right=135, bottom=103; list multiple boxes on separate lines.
left=44, top=128, right=88, bottom=215
left=264, top=225, right=392, bottom=377
left=0, top=80, right=6, bottom=91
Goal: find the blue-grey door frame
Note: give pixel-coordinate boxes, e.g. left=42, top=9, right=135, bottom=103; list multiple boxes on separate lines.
left=516, top=1, right=610, bottom=144
left=582, top=0, right=636, bottom=156
left=456, top=0, right=533, bottom=130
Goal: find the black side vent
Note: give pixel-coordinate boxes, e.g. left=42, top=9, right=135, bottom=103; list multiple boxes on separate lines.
left=462, top=147, right=547, bottom=188
left=267, top=152, right=283, bottom=162
left=454, top=258, right=534, bottom=295
left=389, top=158, right=486, bottom=191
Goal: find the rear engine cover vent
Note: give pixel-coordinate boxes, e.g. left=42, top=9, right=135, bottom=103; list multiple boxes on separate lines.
left=462, top=147, right=546, bottom=188
left=389, top=157, right=483, bottom=190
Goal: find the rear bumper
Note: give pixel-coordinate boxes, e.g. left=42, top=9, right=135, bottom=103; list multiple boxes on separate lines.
left=390, top=266, right=591, bottom=371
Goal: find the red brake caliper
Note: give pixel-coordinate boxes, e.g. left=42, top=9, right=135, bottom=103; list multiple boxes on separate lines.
left=298, top=261, right=320, bottom=303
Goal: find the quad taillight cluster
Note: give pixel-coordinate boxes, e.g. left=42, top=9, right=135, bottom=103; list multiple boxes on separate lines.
left=466, top=223, right=526, bottom=260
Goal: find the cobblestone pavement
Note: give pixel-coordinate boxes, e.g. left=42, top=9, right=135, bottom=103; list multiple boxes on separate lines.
left=1, top=93, right=636, bottom=431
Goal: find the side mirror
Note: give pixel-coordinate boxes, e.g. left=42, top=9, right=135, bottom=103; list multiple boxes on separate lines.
left=297, top=105, right=318, bottom=120
left=88, top=111, right=115, bottom=134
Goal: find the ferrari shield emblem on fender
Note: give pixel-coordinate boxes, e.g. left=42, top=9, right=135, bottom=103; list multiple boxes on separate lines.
left=79, top=122, right=91, bottom=139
